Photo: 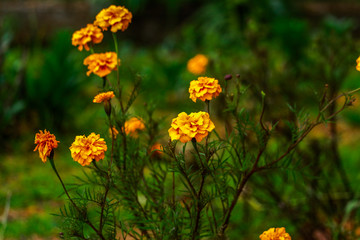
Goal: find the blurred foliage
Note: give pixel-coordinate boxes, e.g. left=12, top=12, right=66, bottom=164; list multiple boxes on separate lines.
left=1, top=0, right=360, bottom=239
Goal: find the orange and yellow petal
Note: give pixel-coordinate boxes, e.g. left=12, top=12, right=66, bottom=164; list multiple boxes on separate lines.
left=187, top=54, right=208, bottom=75
left=34, top=130, right=60, bottom=163
left=94, top=5, right=132, bottom=33
left=168, top=111, right=215, bottom=143
left=72, top=24, right=103, bottom=51
left=69, top=133, right=107, bottom=166
left=83, top=52, right=119, bottom=78
left=189, top=77, right=222, bottom=102
left=93, top=91, right=115, bottom=103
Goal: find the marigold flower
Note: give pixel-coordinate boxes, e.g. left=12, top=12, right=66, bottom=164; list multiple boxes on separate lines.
left=187, top=54, right=208, bottom=75
left=34, top=130, right=60, bottom=163
left=93, top=91, right=115, bottom=103
left=259, top=227, right=291, bottom=240
left=124, top=117, right=145, bottom=137
left=109, top=127, right=119, bottom=139
left=83, top=52, right=119, bottom=78
left=72, top=24, right=103, bottom=51
left=356, top=57, right=360, bottom=71
left=150, top=143, right=163, bottom=158
left=69, top=133, right=107, bottom=166
left=189, top=76, right=222, bottom=102
left=168, top=111, right=215, bottom=143
left=94, top=5, right=132, bottom=32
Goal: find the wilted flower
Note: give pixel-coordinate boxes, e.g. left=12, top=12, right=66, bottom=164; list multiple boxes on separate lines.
left=93, top=91, right=115, bottom=103
left=187, top=54, right=208, bottom=75
left=94, top=5, right=132, bottom=32
left=356, top=57, right=360, bottom=71
left=109, top=127, right=119, bottom=139
left=83, top=52, right=119, bottom=78
left=69, top=133, right=107, bottom=166
left=168, top=111, right=215, bottom=143
left=34, top=130, right=60, bottom=163
left=189, top=76, right=222, bottom=102
left=72, top=24, right=103, bottom=51
left=259, top=227, right=291, bottom=240
left=124, top=117, right=145, bottom=137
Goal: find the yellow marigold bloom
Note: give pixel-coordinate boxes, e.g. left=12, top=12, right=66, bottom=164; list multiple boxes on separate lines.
left=34, top=130, right=60, bottom=163
left=93, top=91, right=115, bottom=103
left=69, top=133, right=107, bottom=166
left=71, top=24, right=103, bottom=51
left=83, top=52, right=119, bottom=78
left=109, top=127, right=119, bottom=139
left=168, top=111, right=215, bottom=143
left=259, top=227, right=291, bottom=240
left=124, top=117, right=145, bottom=137
left=94, top=5, right=132, bottom=33
left=187, top=54, right=208, bottom=75
left=356, top=56, right=360, bottom=71
left=189, top=76, right=222, bottom=102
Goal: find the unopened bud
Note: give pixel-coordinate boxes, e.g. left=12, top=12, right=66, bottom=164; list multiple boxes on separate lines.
left=104, top=101, right=112, bottom=117
left=236, top=74, right=240, bottom=78
left=224, top=74, right=232, bottom=81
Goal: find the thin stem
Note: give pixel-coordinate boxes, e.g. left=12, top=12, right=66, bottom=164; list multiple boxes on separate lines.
left=259, top=91, right=267, bottom=133
left=320, top=87, right=360, bottom=113
left=172, top=170, right=175, bottom=207
left=192, top=174, right=205, bottom=240
left=99, top=117, right=115, bottom=233
left=205, top=100, right=210, bottom=157
left=112, top=33, right=124, bottom=112
left=49, top=153, right=105, bottom=240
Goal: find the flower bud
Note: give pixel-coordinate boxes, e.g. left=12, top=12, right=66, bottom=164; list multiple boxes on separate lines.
left=104, top=101, right=111, bottom=117
left=224, top=74, right=232, bottom=81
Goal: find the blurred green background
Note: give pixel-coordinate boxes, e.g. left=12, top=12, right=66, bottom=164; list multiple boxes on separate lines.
left=1, top=0, right=360, bottom=239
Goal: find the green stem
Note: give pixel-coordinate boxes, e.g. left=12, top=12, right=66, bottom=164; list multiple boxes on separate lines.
left=48, top=152, right=105, bottom=240
left=112, top=33, right=124, bottom=112
left=205, top=100, right=210, bottom=158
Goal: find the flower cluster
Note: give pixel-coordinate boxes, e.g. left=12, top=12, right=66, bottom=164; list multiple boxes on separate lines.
left=83, top=52, right=119, bottom=78
left=94, top=5, right=133, bottom=32
left=356, top=57, right=360, bottom=71
left=189, top=76, right=222, bottom=102
left=259, top=227, right=291, bottom=240
left=71, top=24, right=103, bottom=51
left=34, top=130, right=60, bottom=163
left=168, top=112, right=215, bottom=143
left=93, top=91, right=115, bottom=103
left=187, top=54, right=208, bottom=75
left=69, top=133, right=107, bottom=166
left=124, top=117, right=145, bottom=137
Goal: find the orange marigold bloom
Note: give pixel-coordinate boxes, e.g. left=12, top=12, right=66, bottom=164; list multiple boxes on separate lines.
left=168, top=112, right=215, bottom=143
left=83, top=52, right=119, bottom=78
left=72, top=24, right=103, bottom=51
left=124, top=117, right=145, bottom=137
left=187, top=54, right=208, bottom=75
left=69, top=133, right=107, bottom=166
left=259, top=227, right=291, bottom=240
left=94, top=5, right=132, bottom=33
left=150, top=143, right=163, bottom=158
left=356, top=57, right=360, bottom=71
left=189, top=76, right=222, bottom=102
left=34, top=130, right=60, bottom=163
left=93, top=91, right=115, bottom=103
